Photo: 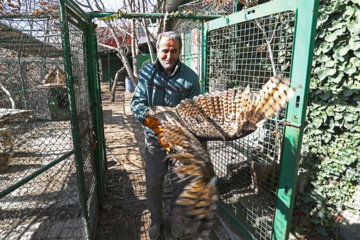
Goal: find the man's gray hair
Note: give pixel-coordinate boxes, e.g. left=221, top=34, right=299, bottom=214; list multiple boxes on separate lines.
left=156, top=31, right=182, bottom=50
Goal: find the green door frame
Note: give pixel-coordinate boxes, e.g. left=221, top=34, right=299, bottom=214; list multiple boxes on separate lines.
left=60, top=0, right=107, bottom=238
left=201, top=0, right=319, bottom=239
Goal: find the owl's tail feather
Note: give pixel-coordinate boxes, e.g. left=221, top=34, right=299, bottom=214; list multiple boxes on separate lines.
left=161, top=124, right=217, bottom=238
left=173, top=179, right=218, bottom=239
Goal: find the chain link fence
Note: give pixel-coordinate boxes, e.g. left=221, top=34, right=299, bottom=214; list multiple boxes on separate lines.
left=0, top=0, right=103, bottom=239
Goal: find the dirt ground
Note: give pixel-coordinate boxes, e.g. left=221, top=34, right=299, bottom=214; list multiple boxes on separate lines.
left=95, top=83, right=232, bottom=240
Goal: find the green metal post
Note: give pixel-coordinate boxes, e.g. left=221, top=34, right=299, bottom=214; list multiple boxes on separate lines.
left=201, top=22, right=207, bottom=94
left=17, top=53, right=28, bottom=109
left=89, top=11, right=221, bottom=20
left=64, top=0, right=90, bottom=21
left=6, top=62, right=13, bottom=99
left=272, top=0, right=319, bottom=239
left=59, top=1, right=91, bottom=239
left=85, top=20, right=105, bottom=207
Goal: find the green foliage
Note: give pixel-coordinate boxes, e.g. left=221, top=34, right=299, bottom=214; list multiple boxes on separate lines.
left=295, top=0, right=360, bottom=237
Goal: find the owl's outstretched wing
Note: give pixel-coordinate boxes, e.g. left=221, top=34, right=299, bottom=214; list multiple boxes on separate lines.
left=173, top=74, right=297, bottom=140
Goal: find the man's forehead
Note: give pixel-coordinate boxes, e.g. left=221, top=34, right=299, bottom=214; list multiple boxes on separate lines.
left=159, top=37, right=179, bottom=46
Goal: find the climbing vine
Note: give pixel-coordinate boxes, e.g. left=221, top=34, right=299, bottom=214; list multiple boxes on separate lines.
left=294, top=0, right=360, bottom=237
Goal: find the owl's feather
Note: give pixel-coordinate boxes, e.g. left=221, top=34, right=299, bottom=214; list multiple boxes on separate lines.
left=149, top=74, right=298, bottom=238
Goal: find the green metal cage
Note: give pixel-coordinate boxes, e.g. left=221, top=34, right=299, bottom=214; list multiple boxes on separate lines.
left=200, top=0, right=318, bottom=239
left=0, top=0, right=106, bottom=239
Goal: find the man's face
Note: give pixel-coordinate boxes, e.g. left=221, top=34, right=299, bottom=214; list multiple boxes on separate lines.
left=157, top=36, right=180, bottom=72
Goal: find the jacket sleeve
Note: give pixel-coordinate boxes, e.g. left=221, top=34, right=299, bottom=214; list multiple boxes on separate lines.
left=130, top=69, right=149, bottom=124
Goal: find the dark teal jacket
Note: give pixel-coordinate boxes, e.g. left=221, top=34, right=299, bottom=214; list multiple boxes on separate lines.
left=130, top=60, right=200, bottom=129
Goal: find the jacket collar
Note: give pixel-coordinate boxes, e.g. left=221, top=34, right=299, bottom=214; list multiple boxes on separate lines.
left=154, top=59, right=181, bottom=77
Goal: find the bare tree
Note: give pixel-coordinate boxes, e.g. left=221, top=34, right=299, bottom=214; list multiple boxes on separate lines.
left=74, top=0, right=164, bottom=92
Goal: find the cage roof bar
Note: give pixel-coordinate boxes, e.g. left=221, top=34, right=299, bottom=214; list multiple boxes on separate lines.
left=89, top=11, right=222, bottom=20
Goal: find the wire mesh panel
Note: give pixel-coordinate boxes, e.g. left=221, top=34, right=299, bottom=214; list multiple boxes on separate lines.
left=179, top=0, right=233, bottom=78
left=0, top=3, right=87, bottom=239
left=203, top=0, right=318, bottom=239
left=0, top=0, right=103, bottom=239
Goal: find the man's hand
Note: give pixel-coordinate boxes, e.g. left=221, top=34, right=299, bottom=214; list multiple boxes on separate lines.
left=143, top=116, right=171, bottom=151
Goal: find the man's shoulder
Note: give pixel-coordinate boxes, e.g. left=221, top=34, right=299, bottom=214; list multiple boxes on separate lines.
left=139, top=62, right=156, bottom=76
left=141, top=62, right=156, bottom=71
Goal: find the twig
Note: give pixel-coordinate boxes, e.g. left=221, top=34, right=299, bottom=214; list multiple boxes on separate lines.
left=255, top=15, right=280, bottom=76
left=98, top=43, right=119, bottom=51
left=0, top=81, right=15, bottom=109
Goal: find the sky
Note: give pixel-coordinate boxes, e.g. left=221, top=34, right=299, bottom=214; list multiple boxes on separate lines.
left=100, top=0, right=122, bottom=11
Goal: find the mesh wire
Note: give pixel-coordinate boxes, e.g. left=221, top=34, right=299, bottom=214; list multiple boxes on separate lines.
left=179, top=0, right=233, bottom=77
left=0, top=1, right=98, bottom=238
left=205, top=11, right=295, bottom=240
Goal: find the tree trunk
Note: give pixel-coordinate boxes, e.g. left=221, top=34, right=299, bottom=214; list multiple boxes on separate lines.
left=107, top=24, right=137, bottom=87
left=142, top=18, right=156, bottom=63
left=111, top=66, right=126, bottom=102
left=131, top=19, right=139, bottom=79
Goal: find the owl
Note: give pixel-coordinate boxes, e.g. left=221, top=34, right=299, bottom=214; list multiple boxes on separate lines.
left=149, top=74, right=297, bottom=238
left=42, top=69, right=56, bottom=84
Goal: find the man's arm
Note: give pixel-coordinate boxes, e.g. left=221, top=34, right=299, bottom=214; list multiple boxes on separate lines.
left=130, top=70, right=149, bottom=124
left=186, top=73, right=201, bottom=99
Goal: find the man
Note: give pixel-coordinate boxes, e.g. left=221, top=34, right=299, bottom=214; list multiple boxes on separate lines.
left=130, top=31, right=200, bottom=239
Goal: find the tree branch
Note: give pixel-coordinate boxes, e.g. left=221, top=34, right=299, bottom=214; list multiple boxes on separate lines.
left=0, top=80, right=15, bottom=109
left=255, top=16, right=279, bottom=76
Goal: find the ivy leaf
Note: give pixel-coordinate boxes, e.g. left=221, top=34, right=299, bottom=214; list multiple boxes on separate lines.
left=334, top=101, right=347, bottom=112
left=337, top=45, right=350, bottom=56
left=349, top=37, right=360, bottom=51
left=323, top=132, right=332, bottom=143
left=348, top=19, right=360, bottom=35
left=319, top=41, right=334, bottom=53
left=334, top=113, right=343, bottom=121
left=314, top=68, right=328, bottom=80
left=344, top=62, right=357, bottom=75
left=318, top=53, right=330, bottom=62
left=328, top=72, right=344, bottom=84
left=325, top=60, right=336, bottom=68
left=343, top=5, right=355, bottom=20
left=324, top=29, right=344, bottom=42
left=317, top=13, right=329, bottom=27
left=343, top=88, right=356, bottom=97
left=333, top=51, right=349, bottom=62
left=313, top=117, right=323, bottom=128
left=350, top=57, right=360, bottom=67
left=354, top=49, right=360, bottom=58
left=319, top=91, right=332, bottom=100
left=344, top=113, right=358, bottom=122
